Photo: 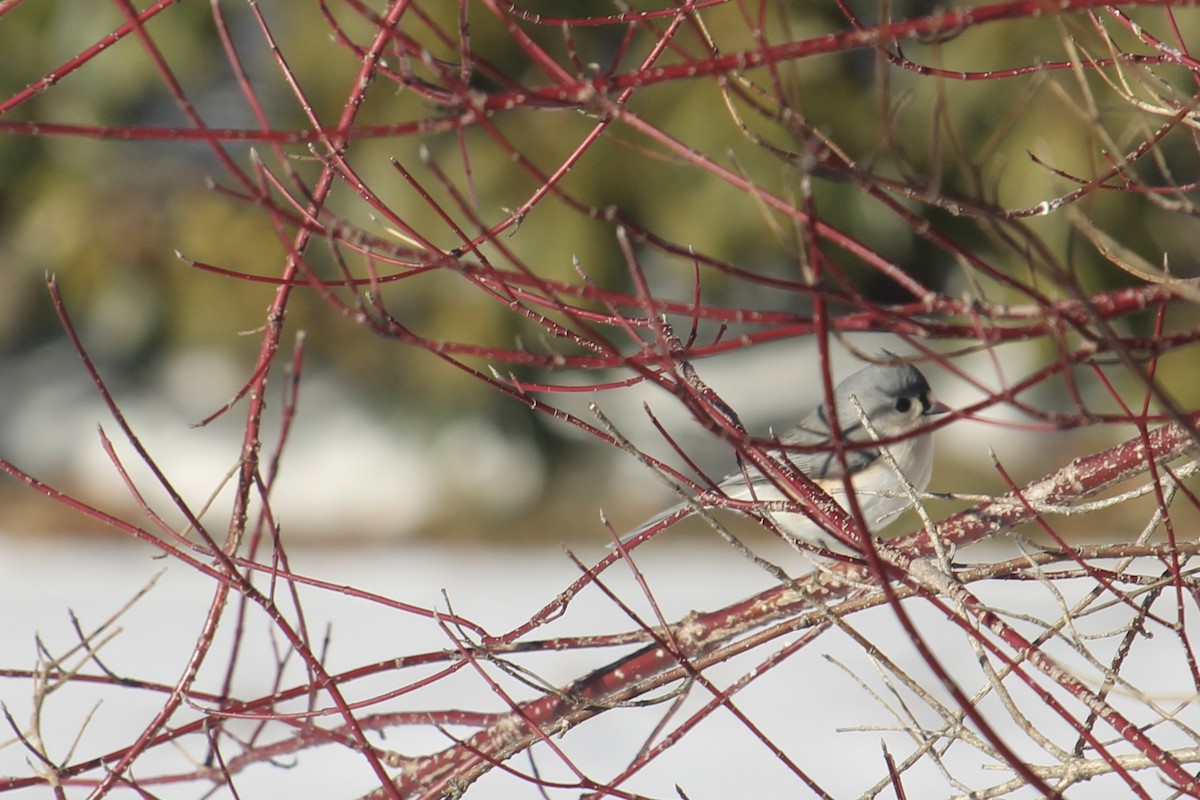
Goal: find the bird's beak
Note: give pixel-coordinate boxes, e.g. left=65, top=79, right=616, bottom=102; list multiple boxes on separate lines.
left=926, top=400, right=951, bottom=417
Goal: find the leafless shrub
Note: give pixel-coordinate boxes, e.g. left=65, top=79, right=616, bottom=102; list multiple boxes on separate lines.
left=3, top=2, right=1200, bottom=798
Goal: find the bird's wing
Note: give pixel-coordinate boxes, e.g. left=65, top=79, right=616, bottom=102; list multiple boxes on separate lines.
left=751, top=415, right=880, bottom=482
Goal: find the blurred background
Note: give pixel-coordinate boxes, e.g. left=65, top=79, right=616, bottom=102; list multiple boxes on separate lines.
left=1, top=2, right=1197, bottom=546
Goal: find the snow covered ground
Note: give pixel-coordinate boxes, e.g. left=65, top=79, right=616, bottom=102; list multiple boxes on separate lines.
left=1, top=534, right=1195, bottom=799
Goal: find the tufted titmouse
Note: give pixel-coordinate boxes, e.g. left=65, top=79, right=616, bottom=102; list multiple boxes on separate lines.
left=622, top=361, right=948, bottom=549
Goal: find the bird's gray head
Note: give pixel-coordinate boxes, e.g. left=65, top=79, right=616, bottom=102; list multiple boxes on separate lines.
left=828, top=363, right=944, bottom=439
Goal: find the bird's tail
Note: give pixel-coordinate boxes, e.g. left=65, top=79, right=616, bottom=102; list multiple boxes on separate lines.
left=614, top=502, right=694, bottom=548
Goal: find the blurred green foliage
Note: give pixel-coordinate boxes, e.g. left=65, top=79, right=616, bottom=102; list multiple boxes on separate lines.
left=3, top=2, right=1200, bottom=539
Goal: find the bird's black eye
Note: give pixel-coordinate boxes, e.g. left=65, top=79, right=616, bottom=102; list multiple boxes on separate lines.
left=894, top=397, right=912, bottom=413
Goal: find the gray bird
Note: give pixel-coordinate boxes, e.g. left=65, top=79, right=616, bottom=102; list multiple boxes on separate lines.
left=622, top=362, right=948, bottom=548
